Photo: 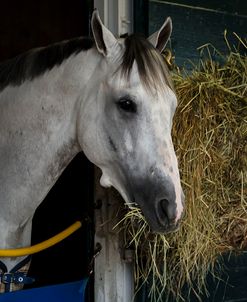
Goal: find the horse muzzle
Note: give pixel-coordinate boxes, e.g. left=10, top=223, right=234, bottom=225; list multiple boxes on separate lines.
left=142, top=199, right=183, bottom=234
left=130, top=175, right=185, bottom=234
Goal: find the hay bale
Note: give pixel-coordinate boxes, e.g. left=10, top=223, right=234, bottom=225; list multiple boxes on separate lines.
left=119, top=36, right=247, bottom=301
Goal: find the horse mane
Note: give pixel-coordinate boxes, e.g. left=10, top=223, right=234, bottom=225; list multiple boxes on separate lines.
left=121, top=34, right=174, bottom=92
left=0, top=37, right=94, bottom=91
left=0, top=34, right=173, bottom=93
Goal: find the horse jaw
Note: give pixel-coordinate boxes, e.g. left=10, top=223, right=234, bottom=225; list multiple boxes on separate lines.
left=99, top=172, right=112, bottom=188
left=99, top=169, right=132, bottom=205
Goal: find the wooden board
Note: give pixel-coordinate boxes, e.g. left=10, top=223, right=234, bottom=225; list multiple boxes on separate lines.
left=94, top=169, right=134, bottom=302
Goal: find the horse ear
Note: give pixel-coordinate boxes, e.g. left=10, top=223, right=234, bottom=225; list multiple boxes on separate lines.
left=148, top=17, right=172, bottom=53
left=91, top=10, right=118, bottom=57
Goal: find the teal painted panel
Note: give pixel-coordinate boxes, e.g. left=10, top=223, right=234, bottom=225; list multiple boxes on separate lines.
left=150, top=0, right=247, bottom=15
left=181, top=253, right=247, bottom=302
left=134, top=0, right=149, bottom=35
left=149, top=0, right=247, bottom=66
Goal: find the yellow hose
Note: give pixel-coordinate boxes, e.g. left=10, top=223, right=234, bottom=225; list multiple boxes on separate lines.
left=0, top=221, right=82, bottom=257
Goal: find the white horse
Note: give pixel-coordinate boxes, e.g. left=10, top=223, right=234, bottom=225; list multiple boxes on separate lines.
left=0, top=10, right=184, bottom=291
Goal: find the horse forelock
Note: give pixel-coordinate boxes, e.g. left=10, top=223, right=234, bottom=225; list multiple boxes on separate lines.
left=120, top=34, right=174, bottom=93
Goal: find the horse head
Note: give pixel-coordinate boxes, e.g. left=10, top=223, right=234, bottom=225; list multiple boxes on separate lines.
left=78, top=11, right=184, bottom=233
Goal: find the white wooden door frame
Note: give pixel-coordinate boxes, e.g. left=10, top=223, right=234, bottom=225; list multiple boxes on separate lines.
left=94, top=0, right=133, bottom=36
left=94, top=169, right=135, bottom=302
left=93, top=2, right=134, bottom=302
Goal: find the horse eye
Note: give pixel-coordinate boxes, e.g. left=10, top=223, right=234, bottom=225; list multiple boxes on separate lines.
left=117, top=98, right=137, bottom=113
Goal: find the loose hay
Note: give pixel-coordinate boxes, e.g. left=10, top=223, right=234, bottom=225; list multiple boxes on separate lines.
left=119, top=37, right=247, bottom=301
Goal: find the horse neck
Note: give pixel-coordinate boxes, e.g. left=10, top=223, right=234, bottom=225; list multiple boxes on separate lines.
left=0, top=49, right=100, bottom=257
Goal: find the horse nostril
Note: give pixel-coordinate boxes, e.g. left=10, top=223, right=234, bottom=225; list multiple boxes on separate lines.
left=158, top=198, right=176, bottom=224
left=160, top=199, right=169, bottom=215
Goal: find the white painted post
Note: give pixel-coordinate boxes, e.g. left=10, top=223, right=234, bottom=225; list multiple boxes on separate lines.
left=94, top=168, right=135, bottom=302
left=92, top=3, right=134, bottom=301
left=94, top=0, right=133, bottom=36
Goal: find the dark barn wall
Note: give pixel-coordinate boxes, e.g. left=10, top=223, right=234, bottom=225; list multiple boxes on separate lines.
left=0, top=0, right=92, bottom=60
left=0, top=0, right=94, bottom=299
